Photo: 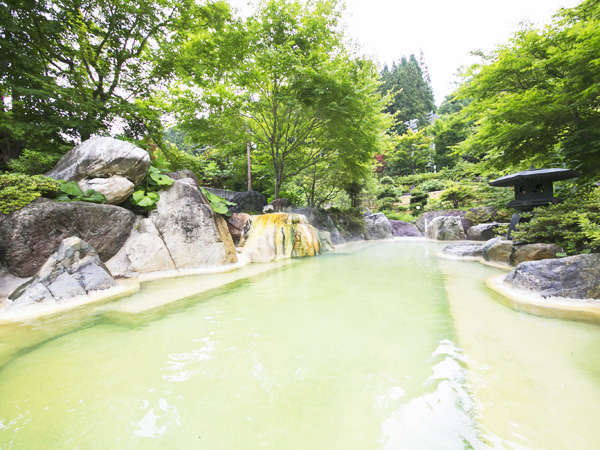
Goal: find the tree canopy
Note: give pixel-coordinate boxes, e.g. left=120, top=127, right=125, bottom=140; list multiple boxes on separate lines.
left=458, top=0, right=600, bottom=180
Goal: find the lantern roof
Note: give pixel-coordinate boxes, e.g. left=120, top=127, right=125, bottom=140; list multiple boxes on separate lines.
left=489, top=168, right=578, bottom=187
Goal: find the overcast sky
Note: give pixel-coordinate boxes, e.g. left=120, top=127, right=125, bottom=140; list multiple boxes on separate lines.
left=229, top=0, right=582, bottom=105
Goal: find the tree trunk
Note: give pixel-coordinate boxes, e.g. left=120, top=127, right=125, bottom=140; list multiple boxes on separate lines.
left=246, top=142, right=252, bottom=191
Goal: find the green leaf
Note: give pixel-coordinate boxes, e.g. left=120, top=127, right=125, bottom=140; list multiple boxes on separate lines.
left=149, top=171, right=175, bottom=187
left=56, top=194, right=71, bottom=202
left=132, top=190, right=146, bottom=203
left=59, top=181, right=83, bottom=198
left=81, top=190, right=106, bottom=203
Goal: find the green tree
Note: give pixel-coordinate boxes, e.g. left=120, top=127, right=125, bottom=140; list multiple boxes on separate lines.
left=379, top=54, right=435, bottom=134
left=459, top=0, right=600, bottom=179
left=388, top=129, right=433, bottom=176
left=175, top=0, right=389, bottom=199
left=0, top=0, right=228, bottom=167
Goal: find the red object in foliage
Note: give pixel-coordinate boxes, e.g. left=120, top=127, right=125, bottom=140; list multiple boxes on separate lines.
left=374, top=154, right=386, bottom=173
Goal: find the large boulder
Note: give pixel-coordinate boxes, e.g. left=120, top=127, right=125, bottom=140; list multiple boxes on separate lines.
left=426, top=216, right=466, bottom=241
left=442, top=243, right=484, bottom=258
left=243, top=213, right=320, bottom=262
left=291, top=208, right=344, bottom=244
left=229, top=190, right=267, bottom=214
left=416, top=210, right=471, bottom=234
left=8, top=237, right=116, bottom=307
left=482, top=238, right=514, bottom=265
left=364, top=213, right=392, bottom=240
left=0, top=199, right=136, bottom=277
left=46, top=136, right=150, bottom=185
left=106, top=217, right=176, bottom=277
left=78, top=175, right=134, bottom=205
left=466, top=222, right=506, bottom=241
left=511, top=243, right=561, bottom=266
left=465, top=206, right=498, bottom=224
left=149, top=178, right=237, bottom=269
left=389, top=220, right=422, bottom=237
left=504, top=253, right=600, bottom=299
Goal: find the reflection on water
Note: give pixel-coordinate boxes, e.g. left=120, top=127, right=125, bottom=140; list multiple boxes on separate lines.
left=0, top=241, right=599, bottom=449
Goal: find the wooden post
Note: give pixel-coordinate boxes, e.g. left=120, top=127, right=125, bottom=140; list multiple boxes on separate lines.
left=246, top=142, right=252, bottom=192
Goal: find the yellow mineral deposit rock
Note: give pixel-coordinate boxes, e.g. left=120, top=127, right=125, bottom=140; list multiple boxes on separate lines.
left=242, top=213, right=321, bottom=262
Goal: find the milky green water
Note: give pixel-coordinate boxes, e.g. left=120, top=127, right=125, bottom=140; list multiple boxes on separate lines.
left=0, top=241, right=599, bottom=449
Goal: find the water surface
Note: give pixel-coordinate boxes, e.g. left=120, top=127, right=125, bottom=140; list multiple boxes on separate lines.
left=0, top=241, right=599, bottom=449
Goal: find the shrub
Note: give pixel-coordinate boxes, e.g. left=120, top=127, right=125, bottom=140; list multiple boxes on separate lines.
left=7, top=149, right=62, bottom=175
left=380, top=176, right=394, bottom=185
left=409, top=189, right=428, bottom=214
left=377, top=186, right=397, bottom=200
left=512, top=186, right=600, bottom=254
left=439, top=184, right=475, bottom=208
left=0, top=173, right=60, bottom=214
left=384, top=210, right=415, bottom=222
left=129, top=165, right=175, bottom=211
left=420, top=179, right=446, bottom=192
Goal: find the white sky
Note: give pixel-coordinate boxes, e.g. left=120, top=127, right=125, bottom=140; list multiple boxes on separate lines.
left=228, top=0, right=582, bottom=105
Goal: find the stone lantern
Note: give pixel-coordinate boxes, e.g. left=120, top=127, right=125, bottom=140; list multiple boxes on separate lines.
left=489, top=167, right=578, bottom=237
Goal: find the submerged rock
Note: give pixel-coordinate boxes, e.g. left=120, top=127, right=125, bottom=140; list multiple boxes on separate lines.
left=0, top=199, right=135, bottom=277
left=466, top=222, right=506, bottom=241
left=46, top=136, right=150, bottom=185
left=364, top=213, right=392, bottom=240
left=504, top=253, right=600, bottom=299
left=78, top=175, right=134, bottom=205
left=426, top=216, right=466, bottom=241
left=243, top=213, right=321, bottom=262
left=442, top=243, right=484, bottom=258
left=8, top=237, right=116, bottom=307
left=389, top=220, right=422, bottom=237
left=482, top=238, right=514, bottom=265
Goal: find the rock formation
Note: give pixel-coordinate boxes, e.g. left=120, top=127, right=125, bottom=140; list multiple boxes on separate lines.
left=389, top=220, right=422, bottom=237
left=243, top=213, right=321, bottom=262
left=442, top=243, right=484, bottom=258
left=482, top=238, right=514, bottom=264
left=426, top=216, right=466, bottom=240
left=78, top=175, right=134, bottom=204
left=466, top=222, right=506, bottom=241
left=416, top=210, right=471, bottom=234
left=46, top=136, right=150, bottom=185
left=229, top=191, right=267, bottom=214
left=504, top=253, right=600, bottom=299
left=0, top=199, right=135, bottom=277
left=8, top=237, right=116, bottom=307
left=364, top=213, right=392, bottom=240
left=107, top=177, right=237, bottom=275
left=511, top=243, right=560, bottom=266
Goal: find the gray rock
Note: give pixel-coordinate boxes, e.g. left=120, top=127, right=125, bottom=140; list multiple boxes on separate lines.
left=442, top=243, right=484, bottom=258
left=78, top=176, right=134, bottom=204
left=318, top=230, right=334, bottom=252
left=416, top=210, right=471, bottom=233
left=106, top=218, right=176, bottom=277
left=8, top=237, right=116, bottom=307
left=482, top=238, right=514, bottom=264
left=0, top=199, right=136, bottom=277
left=364, top=213, right=392, bottom=240
left=46, top=136, right=150, bottom=185
left=167, top=170, right=199, bottom=186
left=229, top=190, right=267, bottom=214
left=466, top=222, right=506, bottom=241
left=291, top=208, right=344, bottom=244
left=504, top=253, right=600, bottom=299
left=47, top=272, right=86, bottom=298
left=149, top=179, right=237, bottom=269
left=426, top=216, right=466, bottom=241
left=511, top=243, right=561, bottom=266
left=389, top=220, right=422, bottom=237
